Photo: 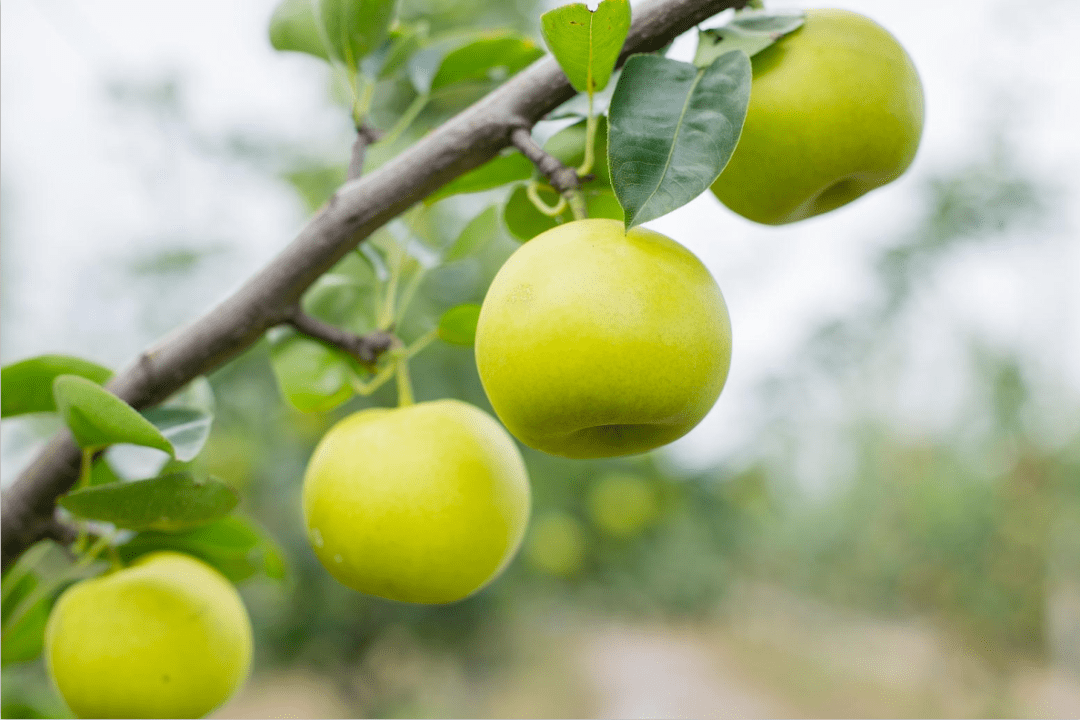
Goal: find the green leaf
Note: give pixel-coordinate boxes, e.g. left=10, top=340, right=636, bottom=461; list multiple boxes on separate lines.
left=1, top=355, right=113, bottom=417
left=432, top=34, right=542, bottom=91
left=411, top=31, right=543, bottom=94
left=503, top=183, right=624, bottom=241
left=362, top=21, right=428, bottom=79
left=541, top=0, right=631, bottom=94
left=444, top=207, right=500, bottom=263
left=695, top=10, right=805, bottom=67
left=282, top=163, right=348, bottom=215
left=269, top=0, right=332, bottom=61
left=321, top=0, right=400, bottom=66
left=88, top=456, right=125, bottom=486
left=608, top=51, right=751, bottom=228
left=59, top=473, right=238, bottom=533
left=142, top=408, right=212, bottom=462
left=544, top=115, right=611, bottom=186
left=425, top=151, right=533, bottom=204
left=1, top=573, right=49, bottom=666
left=117, top=516, right=287, bottom=583
left=303, top=261, right=377, bottom=330
left=268, top=328, right=356, bottom=413
left=52, top=375, right=173, bottom=454
left=438, top=304, right=482, bottom=346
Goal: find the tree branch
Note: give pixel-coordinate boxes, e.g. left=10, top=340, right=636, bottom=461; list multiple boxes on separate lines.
left=511, top=127, right=581, bottom=195
left=0, top=0, right=748, bottom=571
left=348, top=125, right=383, bottom=180
left=286, top=307, right=397, bottom=366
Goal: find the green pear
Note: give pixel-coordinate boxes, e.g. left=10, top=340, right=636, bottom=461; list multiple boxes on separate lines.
left=475, top=218, right=732, bottom=459
left=45, top=552, right=252, bottom=719
left=302, top=399, right=531, bottom=604
left=711, top=8, right=925, bottom=225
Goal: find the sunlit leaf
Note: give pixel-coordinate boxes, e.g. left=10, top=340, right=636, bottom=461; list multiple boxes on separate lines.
left=438, top=304, right=482, bottom=346
left=269, top=0, right=332, bottom=61
left=52, top=375, right=173, bottom=454
left=425, top=152, right=533, bottom=204
left=541, top=0, right=630, bottom=94
left=1, top=355, right=113, bottom=417
left=321, top=0, right=401, bottom=65
left=410, top=31, right=543, bottom=94
left=268, top=328, right=357, bottom=413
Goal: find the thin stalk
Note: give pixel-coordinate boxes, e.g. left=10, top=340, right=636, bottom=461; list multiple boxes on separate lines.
left=577, top=92, right=598, bottom=177
left=527, top=180, right=568, bottom=217
left=377, top=93, right=430, bottom=147
left=395, top=356, right=415, bottom=407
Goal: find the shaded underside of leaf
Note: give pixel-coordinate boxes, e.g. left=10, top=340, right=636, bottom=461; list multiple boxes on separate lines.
left=59, top=472, right=238, bottom=532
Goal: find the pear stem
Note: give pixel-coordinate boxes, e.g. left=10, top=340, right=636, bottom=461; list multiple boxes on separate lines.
left=395, top=355, right=415, bottom=407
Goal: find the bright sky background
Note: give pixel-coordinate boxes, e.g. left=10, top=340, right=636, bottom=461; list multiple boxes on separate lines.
left=2, top=0, right=1078, bottom=480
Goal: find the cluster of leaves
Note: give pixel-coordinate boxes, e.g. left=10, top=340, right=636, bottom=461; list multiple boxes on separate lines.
left=264, top=0, right=805, bottom=416
left=0, top=355, right=283, bottom=671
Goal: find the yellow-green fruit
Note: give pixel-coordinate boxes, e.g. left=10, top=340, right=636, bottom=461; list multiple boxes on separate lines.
left=44, top=552, right=252, bottom=719
left=302, top=399, right=531, bottom=604
left=588, top=473, right=660, bottom=539
left=475, top=218, right=732, bottom=459
left=710, top=9, right=925, bottom=225
left=525, top=512, right=587, bottom=577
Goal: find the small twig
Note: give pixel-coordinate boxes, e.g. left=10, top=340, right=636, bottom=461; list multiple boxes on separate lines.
left=510, top=127, right=581, bottom=195
left=286, top=307, right=397, bottom=366
left=348, top=125, right=385, bottom=181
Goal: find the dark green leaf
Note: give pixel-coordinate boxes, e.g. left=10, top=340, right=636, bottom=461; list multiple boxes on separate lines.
left=59, top=473, right=238, bottom=533
left=53, top=375, right=173, bottom=454
left=502, top=183, right=624, bottom=241
left=695, top=10, right=805, bottom=66
left=269, top=0, right=332, bottom=61
left=444, top=207, right=500, bottom=263
left=425, top=152, right=533, bottom=204
left=268, top=328, right=356, bottom=413
left=1, top=573, right=49, bottom=666
left=608, top=52, right=751, bottom=228
left=541, top=0, right=630, bottom=94
left=438, top=304, right=482, bottom=346
left=117, top=516, right=287, bottom=583
left=321, top=0, right=400, bottom=66
left=1, top=355, right=112, bottom=417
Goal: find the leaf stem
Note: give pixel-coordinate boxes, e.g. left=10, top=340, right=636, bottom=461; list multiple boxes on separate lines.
left=577, top=93, right=598, bottom=177
left=377, top=92, right=430, bottom=148
left=526, top=180, right=568, bottom=217
left=395, top=355, right=415, bottom=407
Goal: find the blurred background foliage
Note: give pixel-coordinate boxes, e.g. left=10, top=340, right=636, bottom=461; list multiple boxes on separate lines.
left=2, top=0, right=1079, bottom=717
